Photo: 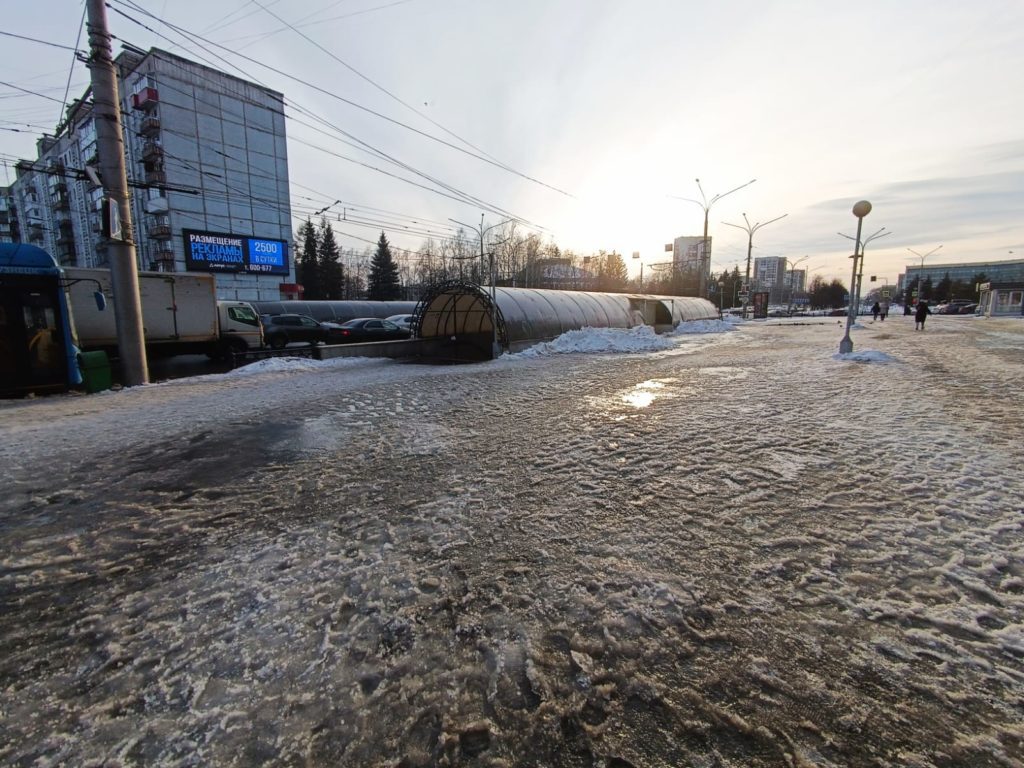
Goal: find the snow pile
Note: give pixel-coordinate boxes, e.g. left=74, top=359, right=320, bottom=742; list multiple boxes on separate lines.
left=226, top=356, right=371, bottom=376
left=514, top=325, right=677, bottom=356
left=833, top=349, right=899, bottom=363
left=668, top=318, right=737, bottom=335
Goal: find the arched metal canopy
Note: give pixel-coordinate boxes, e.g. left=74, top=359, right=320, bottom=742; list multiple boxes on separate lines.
left=413, top=281, right=719, bottom=360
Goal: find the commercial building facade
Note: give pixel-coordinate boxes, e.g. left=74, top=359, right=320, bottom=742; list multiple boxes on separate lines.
left=897, top=259, right=1024, bottom=294
left=8, top=46, right=294, bottom=301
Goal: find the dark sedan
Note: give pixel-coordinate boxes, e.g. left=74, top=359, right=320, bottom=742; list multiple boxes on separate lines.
left=334, top=317, right=411, bottom=343
left=261, top=314, right=346, bottom=349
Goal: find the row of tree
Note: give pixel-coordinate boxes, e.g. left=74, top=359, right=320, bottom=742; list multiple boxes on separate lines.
left=294, top=218, right=995, bottom=311
left=295, top=220, right=402, bottom=300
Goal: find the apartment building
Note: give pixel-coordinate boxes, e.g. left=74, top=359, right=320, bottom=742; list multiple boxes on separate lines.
left=9, top=46, right=294, bottom=301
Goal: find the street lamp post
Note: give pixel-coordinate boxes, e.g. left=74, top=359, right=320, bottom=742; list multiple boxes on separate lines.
left=839, top=227, right=891, bottom=311
left=906, top=245, right=943, bottom=305
left=670, top=177, right=756, bottom=299
left=785, top=255, right=809, bottom=315
left=450, top=214, right=512, bottom=359
left=839, top=200, right=872, bottom=354
left=717, top=280, right=725, bottom=319
left=723, top=212, right=788, bottom=318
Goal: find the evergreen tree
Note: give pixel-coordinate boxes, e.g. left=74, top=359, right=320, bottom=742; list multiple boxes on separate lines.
left=934, top=271, right=952, bottom=303
left=921, top=276, right=934, bottom=301
left=367, top=231, right=402, bottom=300
left=318, top=219, right=345, bottom=300
left=296, top=219, right=321, bottom=299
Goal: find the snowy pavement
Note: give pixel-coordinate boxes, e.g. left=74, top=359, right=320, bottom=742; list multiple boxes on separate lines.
left=1, top=315, right=1023, bottom=766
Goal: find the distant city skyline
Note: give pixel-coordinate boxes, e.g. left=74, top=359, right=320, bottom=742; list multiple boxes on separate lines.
left=3, top=0, right=1023, bottom=288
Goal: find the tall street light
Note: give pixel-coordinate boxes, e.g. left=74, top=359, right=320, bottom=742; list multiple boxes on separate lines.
left=450, top=214, right=512, bottom=359
left=839, top=226, right=891, bottom=310
left=449, top=214, right=513, bottom=283
left=906, top=245, right=943, bottom=304
left=785, top=255, right=809, bottom=315
left=669, top=177, right=756, bottom=299
left=723, top=211, right=788, bottom=318
left=839, top=200, right=872, bottom=354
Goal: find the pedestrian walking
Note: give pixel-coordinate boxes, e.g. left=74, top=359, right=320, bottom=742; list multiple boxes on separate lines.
left=872, top=301, right=881, bottom=321
left=880, top=301, right=889, bottom=321
left=904, top=302, right=913, bottom=316
left=915, top=300, right=931, bottom=331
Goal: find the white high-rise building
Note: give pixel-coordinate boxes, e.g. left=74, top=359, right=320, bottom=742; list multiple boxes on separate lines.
left=9, top=45, right=294, bottom=301
left=753, top=256, right=787, bottom=289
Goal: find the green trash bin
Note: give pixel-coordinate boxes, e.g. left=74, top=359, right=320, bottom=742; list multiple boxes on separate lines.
left=78, top=350, right=112, bottom=393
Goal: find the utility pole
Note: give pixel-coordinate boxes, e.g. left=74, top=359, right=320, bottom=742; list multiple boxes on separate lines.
left=86, top=0, right=148, bottom=385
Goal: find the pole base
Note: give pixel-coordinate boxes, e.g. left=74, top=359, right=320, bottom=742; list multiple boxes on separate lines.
left=839, top=336, right=853, bottom=354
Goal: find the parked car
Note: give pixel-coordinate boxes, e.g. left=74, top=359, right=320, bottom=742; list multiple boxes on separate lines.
left=936, top=300, right=974, bottom=315
left=386, top=313, right=414, bottom=332
left=261, top=314, right=346, bottom=349
left=828, top=308, right=849, bottom=316
left=958, top=303, right=978, bottom=314
left=335, top=317, right=411, bottom=343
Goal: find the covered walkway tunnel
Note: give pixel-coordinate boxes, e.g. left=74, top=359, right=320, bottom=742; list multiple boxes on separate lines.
left=412, top=281, right=719, bottom=361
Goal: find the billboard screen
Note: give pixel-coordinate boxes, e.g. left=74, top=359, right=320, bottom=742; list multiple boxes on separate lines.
left=183, top=229, right=290, bottom=276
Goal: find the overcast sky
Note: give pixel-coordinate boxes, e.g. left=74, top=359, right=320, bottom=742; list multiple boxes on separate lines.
left=3, top=0, right=1023, bottom=284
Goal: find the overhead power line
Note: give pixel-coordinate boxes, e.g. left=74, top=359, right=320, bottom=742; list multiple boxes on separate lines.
left=0, top=30, right=86, bottom=52
left=110, top=0, right=573, bottom=198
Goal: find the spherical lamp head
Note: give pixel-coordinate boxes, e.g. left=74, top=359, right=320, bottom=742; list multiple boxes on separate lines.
left=852, top=200, right=872, bottom=218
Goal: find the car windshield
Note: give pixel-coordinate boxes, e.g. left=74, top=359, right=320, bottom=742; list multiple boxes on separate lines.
left=339, top=319, right=365, bottom=328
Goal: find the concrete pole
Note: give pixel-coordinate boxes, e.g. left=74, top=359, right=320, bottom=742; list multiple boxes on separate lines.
left=699, top=209, right=709, bottom=299
left=86, top=0, right=148, bottom=385
left=743, top=232, right=753, bottom=318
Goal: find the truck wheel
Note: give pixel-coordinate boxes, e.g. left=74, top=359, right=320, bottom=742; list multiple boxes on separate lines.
left=269, top=334, right=287, bottom=350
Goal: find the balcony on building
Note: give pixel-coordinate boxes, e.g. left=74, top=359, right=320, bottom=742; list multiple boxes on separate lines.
left=144, top=168, right=167, bottom=186
left=151, top=247, right=175, bottom=271
left=141, top=141, right=163, bottom=163
left=132, top=86, right=159, bottom=111
left=148, top=215, right=171, bottom=240
left=52, top=182, right=70, bottom=210
left=139, top=115, right=161, bottom=138
left=57, top=221, right=75, bottom=247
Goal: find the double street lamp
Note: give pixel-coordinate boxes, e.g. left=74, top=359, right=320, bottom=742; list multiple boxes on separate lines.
left=785, top=255, right=809, bottom=315
left=839, top=226, right=891, bottom=311
left=722, top=211, right=788, bottom=318
left=449, top=214, right=513, bottom=359
left=670, top=177, right=756, bottom=299
left=906, top=245, right=943, bottom=304
left=839, top=200, right=872, bottom=354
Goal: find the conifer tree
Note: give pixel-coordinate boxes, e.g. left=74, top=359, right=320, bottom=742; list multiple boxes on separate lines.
left=318, top=219, right=345, bottom=300
left=367, top=231, right=402, bottom=300
left=296, top=219, right=321, bottom=299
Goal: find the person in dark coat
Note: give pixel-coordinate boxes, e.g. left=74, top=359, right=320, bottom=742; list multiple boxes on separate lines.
left=872, top=301, right=881, bottom=321
left=915, top=300, right=931, bottom=330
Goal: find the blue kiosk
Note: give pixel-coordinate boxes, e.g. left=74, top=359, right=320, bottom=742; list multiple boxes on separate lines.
left=0, top=243, right=82, bottom=396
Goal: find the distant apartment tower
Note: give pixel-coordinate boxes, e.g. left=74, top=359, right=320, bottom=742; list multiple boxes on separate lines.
left=785, top=267, right=806, bottom=292
left=9, top=46, right=294, bottom=301
left=753, top=256, right=787, bottom=289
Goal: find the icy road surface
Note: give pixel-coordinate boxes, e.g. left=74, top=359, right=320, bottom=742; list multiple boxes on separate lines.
left=1, top=317, right=1023, bottom=767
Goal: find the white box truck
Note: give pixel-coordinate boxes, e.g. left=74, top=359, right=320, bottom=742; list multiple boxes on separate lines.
left=64, top=267, right=263, bottom=360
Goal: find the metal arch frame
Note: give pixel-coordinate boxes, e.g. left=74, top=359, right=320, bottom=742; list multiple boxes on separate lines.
left=412, top=279, right=508, bottom=349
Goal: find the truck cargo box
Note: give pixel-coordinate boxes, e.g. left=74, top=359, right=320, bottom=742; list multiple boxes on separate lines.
left=65, top=267, right=219, bottom=348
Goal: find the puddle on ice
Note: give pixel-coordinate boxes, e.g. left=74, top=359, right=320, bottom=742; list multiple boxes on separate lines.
left=586, top=378, right=692, bottom=414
